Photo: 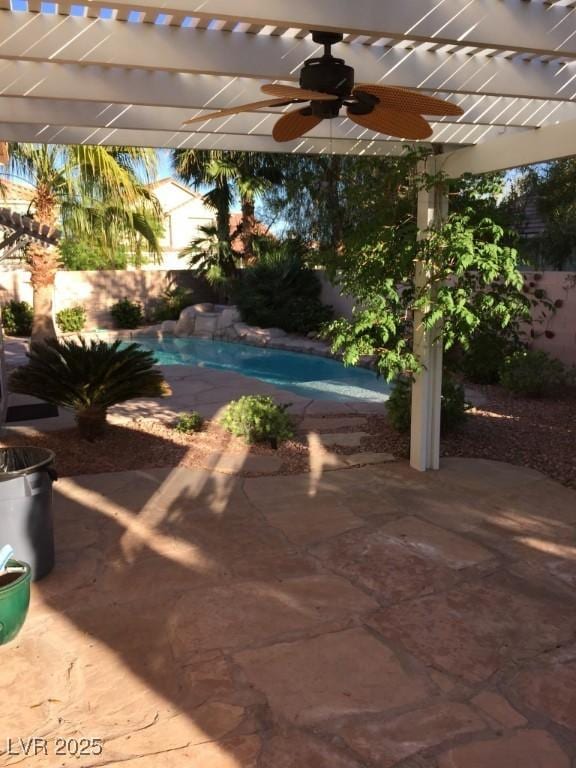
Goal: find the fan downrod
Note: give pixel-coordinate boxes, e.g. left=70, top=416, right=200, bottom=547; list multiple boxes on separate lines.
left=311, top=31, right=344, bottom=56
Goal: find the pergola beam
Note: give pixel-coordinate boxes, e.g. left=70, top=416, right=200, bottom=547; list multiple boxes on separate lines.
left=0, top=97, right=523, bottom=145
left=439, top=117, right=576, bottom=176
left=0, top=89, right=571, bottom=131
left=79, top=0, right=576, bottom=59
left=0, top=122, right=410, bottom=154
left=2, top=13, right=576, bottom=102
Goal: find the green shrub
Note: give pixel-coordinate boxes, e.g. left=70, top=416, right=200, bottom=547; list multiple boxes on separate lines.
left=9, top=338, right=167, bottom=440
left=151, top=286, right=192, bottom=322
left=460, top=329, right=522, bottom=385
left=59, top=237, right=128, bottom=270
left=110, top=298, right=143, bottom=329
left=386, top=375, right=469, bottom=433
left=221, top=395, right=294, bottom=447
left=232, top=252, right=332, bottom=334
left=174, top=411, right=204, bottom=434
left=1, top=300, right=33, bottom=337
left=500, top=349, right=567, bottom=397
left=385, top=377, right=412, bottom=433
left=56, top=305, right=87, bottom=333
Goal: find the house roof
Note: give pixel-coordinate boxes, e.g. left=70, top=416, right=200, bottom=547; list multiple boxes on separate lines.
left=146, top=176, right=207, bottom=214
left=0, top=179, right=36, bottom=204
left=229, top=212, right=269, bottom=254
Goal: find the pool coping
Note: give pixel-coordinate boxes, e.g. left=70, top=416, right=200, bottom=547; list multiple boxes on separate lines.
left=57, top=327, right=379, bottom=372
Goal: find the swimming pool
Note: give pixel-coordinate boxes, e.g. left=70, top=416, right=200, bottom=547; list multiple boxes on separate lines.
left=133, top=337, right=391, bottom=403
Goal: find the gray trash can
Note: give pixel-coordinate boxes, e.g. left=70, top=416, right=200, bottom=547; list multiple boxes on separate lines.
left=0, top=447, right=57, bottom=581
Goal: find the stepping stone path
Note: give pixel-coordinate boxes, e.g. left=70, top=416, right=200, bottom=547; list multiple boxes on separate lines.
left=200, top=453, right=284, bottom=475
left=317, top=431, right=367, bottom=448
left=298, top=416, right=369, bottom=432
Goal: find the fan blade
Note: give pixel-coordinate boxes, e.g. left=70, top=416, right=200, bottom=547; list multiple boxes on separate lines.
left=182, top=98, right=299, bottom=125
left=261, top=83, right=338, bottom=102
left=273, top=108, right=323, bottom=142
left=347, top=107, right=433, bottom=140
left=354, top=84, right=463, bottom=116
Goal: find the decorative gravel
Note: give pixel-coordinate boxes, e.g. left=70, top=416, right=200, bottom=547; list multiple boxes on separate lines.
left=1, top=385, right=574, bottom=488
left=362, top=385, right=576, bottom=490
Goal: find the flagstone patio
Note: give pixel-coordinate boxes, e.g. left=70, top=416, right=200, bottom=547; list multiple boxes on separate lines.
left=2, top=456, right=575, bottom=767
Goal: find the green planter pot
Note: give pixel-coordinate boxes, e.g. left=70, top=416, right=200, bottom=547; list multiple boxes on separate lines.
left=0, top=560, right=31, bottom=645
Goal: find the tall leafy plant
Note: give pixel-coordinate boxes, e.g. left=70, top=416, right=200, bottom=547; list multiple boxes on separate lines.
left=325, top=161, right=529, bottom=380
left=232, top=249, right=332, bottom=334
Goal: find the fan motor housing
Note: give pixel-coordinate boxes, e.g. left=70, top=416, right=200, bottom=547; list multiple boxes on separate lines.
left=300, top=58, right=354, bottom=99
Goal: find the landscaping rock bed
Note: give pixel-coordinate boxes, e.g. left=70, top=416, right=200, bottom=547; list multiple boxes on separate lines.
left=360, top=385, right=576, bottom=490
left=1, top=383, right=574, bottom=490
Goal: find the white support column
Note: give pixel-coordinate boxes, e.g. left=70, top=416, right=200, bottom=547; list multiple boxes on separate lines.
left=410, top=167, right=448, bottom=472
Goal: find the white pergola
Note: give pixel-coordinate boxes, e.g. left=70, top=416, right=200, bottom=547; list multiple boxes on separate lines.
left=1, top=0, right=576, bottom=469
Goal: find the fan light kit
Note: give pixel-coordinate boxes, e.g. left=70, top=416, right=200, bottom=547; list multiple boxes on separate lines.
left=183, top=31, right=464, bottom=142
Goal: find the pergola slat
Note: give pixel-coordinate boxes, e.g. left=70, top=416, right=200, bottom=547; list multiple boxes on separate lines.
left=78, top=0, right=576, bottom=58
left=1, top=12, right=576, bottom=103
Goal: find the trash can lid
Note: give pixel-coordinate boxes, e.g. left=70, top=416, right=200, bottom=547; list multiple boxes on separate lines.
left=0, top=447, right=55, bottom=479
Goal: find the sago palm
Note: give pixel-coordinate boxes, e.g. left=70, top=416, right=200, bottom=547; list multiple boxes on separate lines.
left=6, top=144, right=162, bottom=341
left=9, top=338, right=168, bottom=440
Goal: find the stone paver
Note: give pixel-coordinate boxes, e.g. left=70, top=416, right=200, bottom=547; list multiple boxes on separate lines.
left=260, top=497, right=364, bottom=545
left=2, top=459, right=576, bottom=768
left=437, top=730, right=570, bottom=768
left=317, top=431, right=368, bottom=448
left=339, top=702, right=486, bottom=767
left=260, top=730, right=363, bottom=768
left=508, top=656, right=576, bottom=730
left=378, top=515, right=496, bottom=569
left=313, top=526, right=458, bottom=602
left=343, top=451, right=395, bottom=466
left=169, top=575, right=378, bottom=654
left=370, top=572, right=576, bottom=682
left=298, top=416, right=368, bottom=432
left=200, top=452, right=284, bottom=475
left=471, top=691, right=527, bottom=728
left=234, top=628, right=432, bottom=726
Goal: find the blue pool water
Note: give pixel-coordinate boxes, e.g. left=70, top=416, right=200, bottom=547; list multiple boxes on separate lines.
left=133, top=337, right=391, bottom=403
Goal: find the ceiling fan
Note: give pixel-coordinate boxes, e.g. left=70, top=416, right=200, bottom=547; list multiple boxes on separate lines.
left=182, top=31, right=464, bottom=142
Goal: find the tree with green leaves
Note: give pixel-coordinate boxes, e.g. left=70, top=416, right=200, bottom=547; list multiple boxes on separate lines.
left=511, top=160, right=576, bottom=269
left=179, top=223, right=236, bottom=285
left=323, top=158, right=529, bottom=380
left=261, top=151, right=423, bottom=255
left=6, top=144, right=161, bottom=340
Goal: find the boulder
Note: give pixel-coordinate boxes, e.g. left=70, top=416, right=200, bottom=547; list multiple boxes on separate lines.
left=131, top=325, right=163, bottom=339
left=160, top=320, right=177, bottom=335
left=195, top=313, right=220, bottom=338
left=192, top=302, right=214, bottom=313
left=219, top=306, right=241, bottom=330
left=233, top=323, right=250, bottom=338
left=175, top=306, right=197, bottom=337
left=261, top=327, right=287, bottom=339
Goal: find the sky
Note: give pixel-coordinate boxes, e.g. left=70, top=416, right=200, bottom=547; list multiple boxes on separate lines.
left=157, top=149, right=173, bottom=180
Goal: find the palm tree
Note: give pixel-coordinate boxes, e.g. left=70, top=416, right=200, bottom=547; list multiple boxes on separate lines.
left=172, top=149, right=281, bottom=261
left=6, top=144, right=161, bottom=341
left=179, top=223, right=236, bottom=284
left=172, top=149, right=233, bottom=258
